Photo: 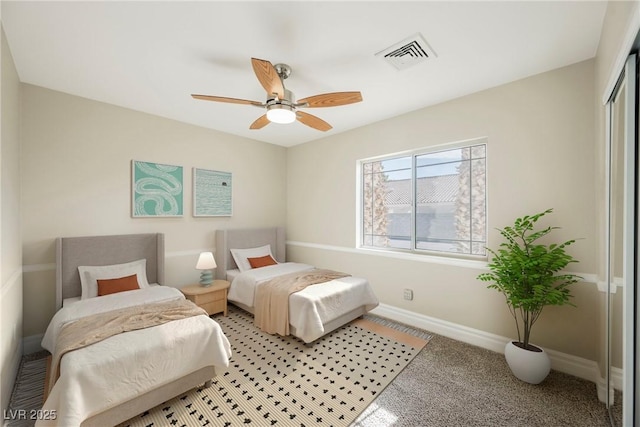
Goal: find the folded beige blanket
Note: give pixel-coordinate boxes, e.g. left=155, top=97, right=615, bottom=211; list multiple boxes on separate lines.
left=254, top=268, right=350, bottom=337
left=48, top=299, right=207, bottom=394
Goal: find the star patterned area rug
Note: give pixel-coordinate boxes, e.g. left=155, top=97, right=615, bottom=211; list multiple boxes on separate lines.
left=119, top=306, right=430, bottom=427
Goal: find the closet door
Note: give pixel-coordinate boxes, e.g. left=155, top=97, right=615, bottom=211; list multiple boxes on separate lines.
left=606, top=53, right=637, bottom=427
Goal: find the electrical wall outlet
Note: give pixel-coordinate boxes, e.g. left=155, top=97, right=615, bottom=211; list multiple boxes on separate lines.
left=403, top=288, right=413, bottom=301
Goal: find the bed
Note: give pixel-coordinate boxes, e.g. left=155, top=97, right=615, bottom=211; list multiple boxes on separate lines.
left=38, top=233, right=232, bottom=427
left=215, top=227, right=379, bottom=343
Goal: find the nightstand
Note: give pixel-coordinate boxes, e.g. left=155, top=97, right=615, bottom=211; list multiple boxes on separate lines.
left=181, top=280, right=230, bottom=316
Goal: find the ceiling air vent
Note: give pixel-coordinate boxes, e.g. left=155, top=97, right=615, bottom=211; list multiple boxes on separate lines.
left=375, top=33, right=435, bottom=71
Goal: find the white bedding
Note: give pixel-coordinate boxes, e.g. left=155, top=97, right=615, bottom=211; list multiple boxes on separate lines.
left=38, top=286, right=232, bottom=427
left=227, top=262, right=379, bottom=343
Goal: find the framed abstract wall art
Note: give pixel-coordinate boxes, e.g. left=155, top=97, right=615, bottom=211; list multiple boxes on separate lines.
left=131, top=160, right=184, bottom=217
left=193, top=168, right=232, bottom=217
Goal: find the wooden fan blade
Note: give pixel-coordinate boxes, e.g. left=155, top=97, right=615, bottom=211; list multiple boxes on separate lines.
left=251, top=58, right=285, bottom=99
left=192, top=94, right=263, bottom=106
left=250, top=114, right=270, bottom=130
left=297, top=91, right=363, bottom=108
left=296, top=111, right=332, bottom=132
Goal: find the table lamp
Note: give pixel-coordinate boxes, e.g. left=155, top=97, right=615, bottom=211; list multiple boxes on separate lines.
left=196, top=251, right=217, bottom=286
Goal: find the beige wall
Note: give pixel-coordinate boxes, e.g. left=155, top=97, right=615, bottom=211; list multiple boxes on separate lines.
left=1, top=24, right=23, bottom=412
left=287, top=59, right=599, bottom=360
left=20, top=85, right=287, bottom=337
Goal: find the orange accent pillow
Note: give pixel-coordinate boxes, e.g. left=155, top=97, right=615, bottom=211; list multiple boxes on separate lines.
left=97, top=274, right=140, bottom=296
left=247, top=255, right=278, bottom=269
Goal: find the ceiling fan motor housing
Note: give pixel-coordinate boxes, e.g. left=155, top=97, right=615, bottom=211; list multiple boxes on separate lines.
left=267, top=88, right=295, bottom=104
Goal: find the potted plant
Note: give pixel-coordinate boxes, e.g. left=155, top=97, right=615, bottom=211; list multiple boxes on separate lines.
left=477, top=208, right=581, bottom=384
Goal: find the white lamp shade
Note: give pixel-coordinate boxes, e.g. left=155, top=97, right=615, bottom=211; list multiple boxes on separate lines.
left=196, top=252, right=217, bottom=270
left=266, top=107, right=296, bottom=124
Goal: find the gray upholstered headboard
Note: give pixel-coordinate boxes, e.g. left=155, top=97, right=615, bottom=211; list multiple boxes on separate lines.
left=55, top=233, right=165, bottom=310
left=214, top=227, right=285, bottom=280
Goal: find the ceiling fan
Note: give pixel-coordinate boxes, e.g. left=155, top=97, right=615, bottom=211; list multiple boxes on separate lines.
left=191, top=58, right=363, bottom=132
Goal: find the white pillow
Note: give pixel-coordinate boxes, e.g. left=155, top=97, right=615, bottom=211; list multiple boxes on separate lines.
left=78, top=259, right=150, bottom=299
left=230, top=244, right=273, bottom=272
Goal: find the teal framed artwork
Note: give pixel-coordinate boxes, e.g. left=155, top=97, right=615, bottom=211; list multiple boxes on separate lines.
left=132, top=160, right=184, bottom=217
left=193, top=168, right=232, bottom=217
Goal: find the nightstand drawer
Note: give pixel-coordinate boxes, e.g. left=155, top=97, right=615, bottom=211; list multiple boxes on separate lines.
left=181, top=280, right=230, bottom=316
left=200, top=300, right=226, bottom=316
left=195, top=289, right=225, bottom=305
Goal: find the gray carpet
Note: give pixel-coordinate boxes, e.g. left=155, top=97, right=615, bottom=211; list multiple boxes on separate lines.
left=353, top=331, right=614, bottom=427
left=5, top=352, right=48, bottom=427
left=8, top=316, right=617, bottom=426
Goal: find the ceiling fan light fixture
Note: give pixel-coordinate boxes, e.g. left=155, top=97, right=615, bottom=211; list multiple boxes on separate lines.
left=266, top=104, right=296, bottom=124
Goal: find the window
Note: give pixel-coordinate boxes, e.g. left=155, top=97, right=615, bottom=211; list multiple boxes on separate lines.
left=360, top=140, right=487, bottom=257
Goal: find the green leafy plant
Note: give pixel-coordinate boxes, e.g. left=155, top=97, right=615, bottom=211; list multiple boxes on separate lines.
left=477, top=209, right=581, bottom=351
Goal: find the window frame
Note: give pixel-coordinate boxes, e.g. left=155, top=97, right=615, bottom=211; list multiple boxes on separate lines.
left=357, top=137, right=488, bottom=260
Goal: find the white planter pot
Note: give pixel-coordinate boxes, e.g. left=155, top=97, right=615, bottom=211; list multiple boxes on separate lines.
left=504, top=341, right=551, bottom=384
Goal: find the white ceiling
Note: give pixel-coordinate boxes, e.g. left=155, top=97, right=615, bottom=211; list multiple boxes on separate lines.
left=2, top=1, right=607, bottom=147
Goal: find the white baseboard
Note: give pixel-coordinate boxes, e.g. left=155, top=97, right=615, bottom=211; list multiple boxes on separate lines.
left=371, top=303, right=508, bottom=352
left=23, top=334, right=44, bottom=355
left=371, top=303, right=604, bottom=391
left=595, top=366, right=624, bottom=404
left=2, top=342, right=22, bottom=414
left=611, top=366, right=623, bottom=391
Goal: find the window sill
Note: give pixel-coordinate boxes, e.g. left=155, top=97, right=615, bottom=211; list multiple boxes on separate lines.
left=287, top=240, right=489, bottom=270
left=356, top=246, right=489, bottom=269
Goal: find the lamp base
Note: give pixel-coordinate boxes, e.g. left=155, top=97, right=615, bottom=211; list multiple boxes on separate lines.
left=199, top=270, right=213, bottom=287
